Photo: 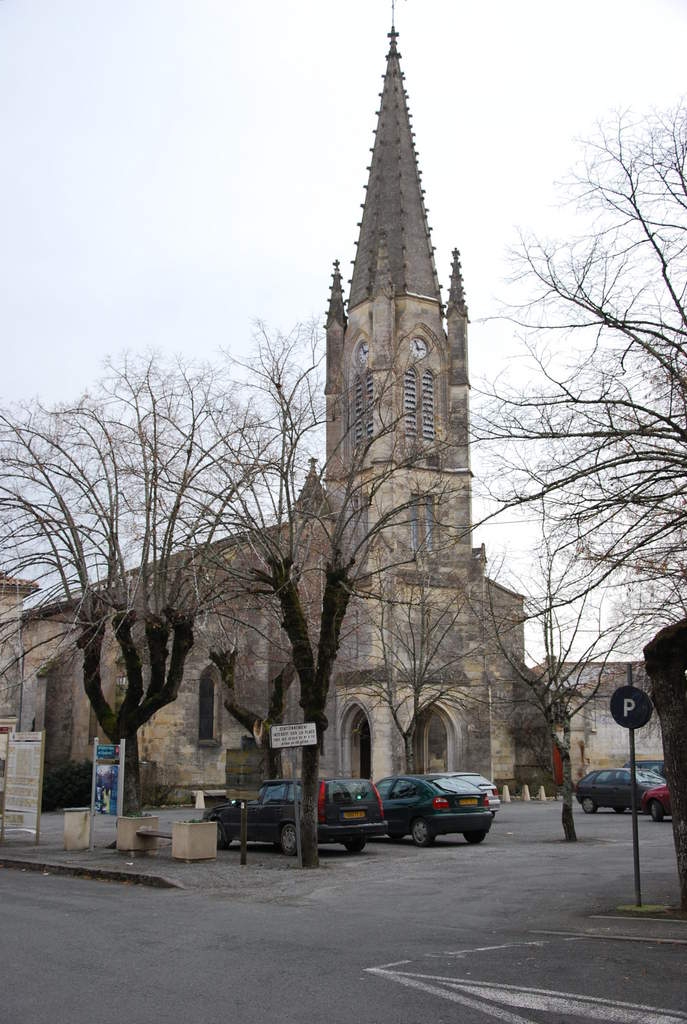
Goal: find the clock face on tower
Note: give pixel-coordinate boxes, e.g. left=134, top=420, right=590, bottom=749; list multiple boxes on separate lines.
left=411, top=337, right=428, bottom=359
left=357, top=341, right=369, bottom=366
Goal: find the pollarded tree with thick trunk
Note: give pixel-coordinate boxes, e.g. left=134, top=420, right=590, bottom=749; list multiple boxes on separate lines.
left=0, top=353, right=254, bottom=811
left=643, top=619, right=687, bottom=912
left=215, top=323, right=466, bottom=867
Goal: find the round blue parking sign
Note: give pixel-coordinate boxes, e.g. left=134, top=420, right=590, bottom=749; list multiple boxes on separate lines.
left=610, top=685, right=653, bottom=729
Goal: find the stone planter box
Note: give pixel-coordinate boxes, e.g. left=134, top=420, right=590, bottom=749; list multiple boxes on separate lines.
left=116, top=815, right=160, bottom=855
left=63, top=807, right=90, bottom=851
left=172, top=820, right=217, bottom=862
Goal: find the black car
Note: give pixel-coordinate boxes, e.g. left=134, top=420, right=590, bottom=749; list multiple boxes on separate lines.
left=204, top=778, right=386, bottom=854
left=375, top=774, right=493, bottom=846
left=575, top=768, right=665, bottom=814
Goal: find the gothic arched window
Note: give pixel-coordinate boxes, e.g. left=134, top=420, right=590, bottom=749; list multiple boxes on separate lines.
left=421, top=370, right=435, bottom=440
left=414, top=711, right=448, bottom=772
left=198, top=669, right=215, bottom=742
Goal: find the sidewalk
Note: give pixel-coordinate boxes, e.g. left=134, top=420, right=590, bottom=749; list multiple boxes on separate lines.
left=0, top=808, right=301, bottom=894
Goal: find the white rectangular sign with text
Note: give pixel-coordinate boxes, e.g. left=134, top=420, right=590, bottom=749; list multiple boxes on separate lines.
left=270, top=722, right=317, bottom=749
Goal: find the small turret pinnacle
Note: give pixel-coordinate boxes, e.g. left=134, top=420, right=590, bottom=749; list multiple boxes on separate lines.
left=447, top=249, right=468, bottom=318
left=326, top=259, right=347, bottom=328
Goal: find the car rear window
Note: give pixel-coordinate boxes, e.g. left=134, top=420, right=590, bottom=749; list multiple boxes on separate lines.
left=432, top=777, right=482, bottom=796
left=327, top=780, right=376, bottom=803
left=458, top=774, right=490, bottom=787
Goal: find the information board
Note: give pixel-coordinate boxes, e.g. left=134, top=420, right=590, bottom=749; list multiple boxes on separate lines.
left=0, top=731, right=45, bottom=844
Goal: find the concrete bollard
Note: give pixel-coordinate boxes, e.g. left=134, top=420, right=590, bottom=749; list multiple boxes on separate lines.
left=538, top=785, right=547, bottom=801
left=501, top=784, right=511, bottom=803
left=194, top=790, right=205, bottom=810
left=522, top=784, right=531, bottom=801
left=63, top=808, right=90, bottom=851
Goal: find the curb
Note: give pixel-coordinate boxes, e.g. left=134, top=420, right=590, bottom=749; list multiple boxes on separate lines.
left=0, top=857, right=182, bottom=889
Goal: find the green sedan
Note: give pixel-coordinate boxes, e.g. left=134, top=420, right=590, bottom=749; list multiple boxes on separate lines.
left=375, top=773, right=493, bottom=847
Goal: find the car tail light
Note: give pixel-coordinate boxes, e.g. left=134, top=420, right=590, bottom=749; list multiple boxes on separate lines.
left=432, top=796, right=450, bottom=810
left=318, top=781, right=326, bottom=823
left=491, top=787, right=498, bottom=797
left=483, top=795, right=490, bottom=809
left=372, top=782, right=384, bottom=819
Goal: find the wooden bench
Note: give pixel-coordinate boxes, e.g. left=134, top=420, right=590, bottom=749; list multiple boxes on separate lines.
left=136, top=827, right=172, bottom=842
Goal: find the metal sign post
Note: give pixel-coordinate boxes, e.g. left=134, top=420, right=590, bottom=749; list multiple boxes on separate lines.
left=292, top=748, right=302, bottom=868
left=609, top=672, right=654, bottom=908
left=270, top=722, right=318, bottom=869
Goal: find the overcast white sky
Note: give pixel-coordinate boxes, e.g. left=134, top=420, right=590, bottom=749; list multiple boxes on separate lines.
left=3, top=0, right=687, bottom=585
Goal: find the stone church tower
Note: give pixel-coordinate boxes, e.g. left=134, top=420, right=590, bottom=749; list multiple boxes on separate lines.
left=324, top=27, right=520, bottom=783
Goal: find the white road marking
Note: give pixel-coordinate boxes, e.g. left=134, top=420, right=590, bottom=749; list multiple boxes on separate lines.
left=366, top=967, right=687, bottom=1023
left=429, top=941, right=548, bottom=958
left=533, top=928, right=687, bottom=945
left=365, top=968, right=542, bottom=1023
left=590, top=914, right=687, bottom=926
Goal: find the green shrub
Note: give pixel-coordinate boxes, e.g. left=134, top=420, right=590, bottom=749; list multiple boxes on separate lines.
left=42, top=760, right=92, bottom=812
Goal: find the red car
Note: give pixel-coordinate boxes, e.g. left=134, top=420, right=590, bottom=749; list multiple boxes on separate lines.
left=641, top=783, right=671, bottom=821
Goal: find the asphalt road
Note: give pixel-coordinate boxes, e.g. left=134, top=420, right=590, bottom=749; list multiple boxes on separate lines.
left=2, top=801, right=686, bottom=1024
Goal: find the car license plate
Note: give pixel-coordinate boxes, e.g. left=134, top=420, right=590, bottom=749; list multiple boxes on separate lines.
left=459, top=798, right=478, bottom=805
left=343, top=810, right=365, bottom=819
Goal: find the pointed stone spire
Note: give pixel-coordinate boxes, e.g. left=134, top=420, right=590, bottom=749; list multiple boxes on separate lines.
left=326, top=260, right=347, bottom=329
left=447, top=249, right=468, bottom=318
left=349, top=28, right=441, bottom=310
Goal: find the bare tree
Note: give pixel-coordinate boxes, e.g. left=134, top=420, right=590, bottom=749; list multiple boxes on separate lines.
left=488, top=524, right=627, bottom=841
left=0, top=353, right=253, bottom=810
left=478, top=105, right=687, bottom=616
left=355, top=573, right=474, bottom=772
left=214, top=323, right=468, bottom=867
left=476, top=104, right=687, bottom=885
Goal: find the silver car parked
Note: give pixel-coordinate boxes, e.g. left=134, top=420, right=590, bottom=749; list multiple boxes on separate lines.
left=437, top=772, right=501, bottom=816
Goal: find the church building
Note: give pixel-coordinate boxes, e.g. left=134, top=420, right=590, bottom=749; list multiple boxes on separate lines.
left=2, top=27, right=524, bottom=795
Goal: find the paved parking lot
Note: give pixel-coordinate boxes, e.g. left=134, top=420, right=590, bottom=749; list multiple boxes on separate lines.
left=2, top=800, right=685, bottom=1024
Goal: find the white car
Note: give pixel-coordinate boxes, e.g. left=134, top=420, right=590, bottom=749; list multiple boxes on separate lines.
left=439, top=772, right=501, bottom=815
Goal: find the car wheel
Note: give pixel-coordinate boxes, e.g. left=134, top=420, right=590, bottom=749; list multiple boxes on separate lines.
left=343, top=837, right=366, bottom=853
left=613, top=807, right=626, bottom=814
left=581, top=797, right=597, bottom=814
left=216, top=822, right=230, bottom=850
left=650, top=799, right=665, bottom=822
left=410, top=818, right=434, bottom=847
left=279, top=823, right=298, bottom=856
left=464, top=830, right=487, bottom=844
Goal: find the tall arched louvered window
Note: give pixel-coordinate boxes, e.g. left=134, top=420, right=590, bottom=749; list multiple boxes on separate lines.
left=354, top=376, right=364, bottom=444
left=404, top=369, right=418, bottom=437
left=421, top=370, right=435, bottom=440
left=352, top=372, right=374, bottom=444
left=198, top=669, right=215, bottom=742
left=365, top=373, right=374, bottom=437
